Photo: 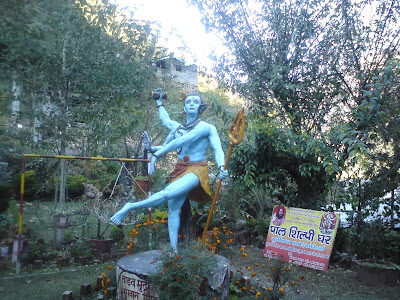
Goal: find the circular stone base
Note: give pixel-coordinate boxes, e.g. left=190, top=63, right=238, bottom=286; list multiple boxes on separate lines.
left=116, top=250, right=230, bottom=300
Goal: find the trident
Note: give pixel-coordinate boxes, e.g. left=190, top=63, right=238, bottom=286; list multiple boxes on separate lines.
left=202, top=107, right=246, bottom=239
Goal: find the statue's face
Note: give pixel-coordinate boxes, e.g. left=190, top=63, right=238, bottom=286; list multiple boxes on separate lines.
left=184, top=95, right=201, bottom=115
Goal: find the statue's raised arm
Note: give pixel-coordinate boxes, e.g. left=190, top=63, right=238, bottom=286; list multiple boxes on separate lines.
left=111, top=91, right=228, bottom=251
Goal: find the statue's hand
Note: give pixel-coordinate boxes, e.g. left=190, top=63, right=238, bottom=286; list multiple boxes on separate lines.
left=219, top=168, right=228, bottom=180
left=149, top=155, right=157, bottom=174
left=142, top=131, right=153, bottom=152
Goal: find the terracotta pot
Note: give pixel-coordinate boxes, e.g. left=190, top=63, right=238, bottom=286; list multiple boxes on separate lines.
left=134, top=179, right=148, bottom=199
left=90, top=239, right=113, bottom=254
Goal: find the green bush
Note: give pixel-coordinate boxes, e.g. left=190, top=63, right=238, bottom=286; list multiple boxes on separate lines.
left=110, top=225, right=125, bottom=245
left=151, top=242, right=218, bottom=300
left=66, top=174, right=86, bottom=198
left=0, top=183, right=12, bottom=213
left=21, top=241, right=50, bottom=264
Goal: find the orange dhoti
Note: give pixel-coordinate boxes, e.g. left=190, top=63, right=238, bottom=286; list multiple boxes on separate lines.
left=165, top=156, right=212, bottom=204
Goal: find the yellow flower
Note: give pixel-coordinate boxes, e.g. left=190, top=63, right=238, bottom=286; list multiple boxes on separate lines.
left=252, top=272, right=256, bottom=277
left=279, top=288, right=283, bottom=292
left=101, top=272, right=105, bottom=277
left=107, top=266, right=112, bottom=269
left=267, top=287, right=272, bottom=291
left=254, top=263, right=259, bottom=266
left=255, top=291, right=261, bottom=298
left=265, top=274, right=269, bottom=277
left=291, top=281, right=295, bottom=285
left=240, top=247, right=245, bottom=251
left=247, top=266, right=252, bottom=270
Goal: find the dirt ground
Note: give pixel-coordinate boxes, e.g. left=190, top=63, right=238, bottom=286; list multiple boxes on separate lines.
left=228, top=245, right=400, bottom=300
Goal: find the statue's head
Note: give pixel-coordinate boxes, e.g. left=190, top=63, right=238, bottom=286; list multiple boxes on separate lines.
left=179, top=91, right=207, bottom=115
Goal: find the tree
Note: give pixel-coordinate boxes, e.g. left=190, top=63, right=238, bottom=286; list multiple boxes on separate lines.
left=0, top=0, right=164, bottom=246
left=191, top=0, right=400, bottom=209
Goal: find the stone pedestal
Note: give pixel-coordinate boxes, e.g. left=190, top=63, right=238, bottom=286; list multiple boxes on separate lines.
left=116, top=250, right=230, bottom=300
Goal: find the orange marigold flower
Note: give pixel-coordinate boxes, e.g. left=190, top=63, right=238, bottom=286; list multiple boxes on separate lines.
left=236, top=281, right=240, bottom=284
left=271, top=268, right=275, bottom=271
left=240, top=247, right=245, bottom=251
left=265, top=274, right=269, bottom=277
left=255, top=291, right=261, bottom=298
left=301, top=275, right=305, bottom=280
left=241, top=253, right=247, bottom=257
left=291, top=281, right=295, bottom=285
left=250, top=286, right=255, bottom=290
left=247, top=266, right=252, bottom=270
left=254, top=263, right=259, bottom=266
left=242, top=287, right=247, bottom=291
left=107, top=265, right=112, bottom=269
left=252, top=272, right=256, bottom=277
left=101, top=272, right=106, bottom=277
left=284, top=285, right=288, bottom=288
left=279, top=288, right=283, bottom=292
left=104, top=290, right=108, bottom=294
left=267, top=287, right=272, bottom=291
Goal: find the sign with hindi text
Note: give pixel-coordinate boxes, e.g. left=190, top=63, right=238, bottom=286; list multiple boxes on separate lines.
left=117, top=267, right=158, bottom=300
left=264, top=205, right=339, bottom=271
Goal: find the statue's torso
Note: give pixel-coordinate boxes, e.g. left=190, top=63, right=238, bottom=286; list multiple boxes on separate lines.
left=174, top=121, right=210, bottom=162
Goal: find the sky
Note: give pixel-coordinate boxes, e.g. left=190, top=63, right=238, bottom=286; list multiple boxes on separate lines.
left=118, top=0, right=222, bottom=68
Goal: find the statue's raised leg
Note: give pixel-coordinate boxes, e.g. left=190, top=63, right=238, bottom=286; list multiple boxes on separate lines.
left=110, top=173, right=200, bottom=225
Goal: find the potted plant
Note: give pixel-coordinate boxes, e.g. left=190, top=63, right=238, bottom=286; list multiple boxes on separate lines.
left=70, top=239, right=92, bottom=265
left=134, top=175, right=149, bottom=199
left=354, top=259, right=400, bottom=285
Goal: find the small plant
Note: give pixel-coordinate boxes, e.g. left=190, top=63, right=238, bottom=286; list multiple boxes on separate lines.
left=127, top=218, right=168, bottom=254
left=229, top=248, right=305, bottom=299
left=202, top=226, right=233, bottom=254
left=110, top=225, right=125, bottom=246
left=20, top=241, right=50, bottom=264
left=70, top=239, right=91, bottom=258
left=151, top=242, right=218, bottom=300
left=100, top=265, right=115, bottom=296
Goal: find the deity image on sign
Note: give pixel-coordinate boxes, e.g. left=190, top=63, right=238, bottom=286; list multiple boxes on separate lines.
left=110, top=89, right=228, bottom=250
left=319, top=212, right=337, bottom=234
left=272, top=205, right=286, bottom=226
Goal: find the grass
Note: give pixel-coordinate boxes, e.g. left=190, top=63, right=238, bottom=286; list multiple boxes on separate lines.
left=229, top=245, right=400, bottom=300
left=1, top=203, right=399, bottom=299
left=1, top=246, right=399, bottom=299
left=0, top=262, right=112, bottom=300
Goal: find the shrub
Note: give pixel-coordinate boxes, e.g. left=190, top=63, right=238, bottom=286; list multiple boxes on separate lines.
left=69, top=239, right=91, bottom=258
left=151, top=242, right=218, bottom=300
left=110, top=225, right=125, bottom=245
left=66, top=174, right=86, bottom=198
left=21, top=241, right=50, bottom=264
left=0, top=183, right=13, bottom=213
left=127, top=218, right=169, bottom=254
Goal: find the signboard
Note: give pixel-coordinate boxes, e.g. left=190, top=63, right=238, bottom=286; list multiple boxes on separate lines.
left=117, top=267, right=158, bottom=300
left=264, top=205, right=339, bottom=271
